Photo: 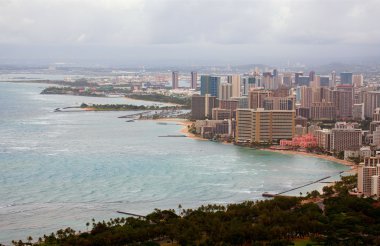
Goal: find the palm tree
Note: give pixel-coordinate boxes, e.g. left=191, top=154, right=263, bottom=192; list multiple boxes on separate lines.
left=27, top=236, right=32, bottom=244
left=178, top=204, right=182, bottom=215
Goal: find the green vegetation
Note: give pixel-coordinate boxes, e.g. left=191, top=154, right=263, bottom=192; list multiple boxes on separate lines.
left=80, top=103, right=180, bottom=111
left=187, top=123, right=196, bottom=134
left=126, top=93, right=191, bottom=108
left=40, top=87, right=190, bottom=108
left=41, top=87, right=104, bottom=97
left=14, top=175, right=380, bottom=246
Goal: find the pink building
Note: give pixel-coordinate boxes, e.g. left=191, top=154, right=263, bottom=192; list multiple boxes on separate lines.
left=280, top=134, right=317, bottom=148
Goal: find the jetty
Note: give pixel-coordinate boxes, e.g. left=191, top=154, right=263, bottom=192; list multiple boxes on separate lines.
left=262, top=175, right=333, bottom=197
left=116, top=211, right=146, bottom=218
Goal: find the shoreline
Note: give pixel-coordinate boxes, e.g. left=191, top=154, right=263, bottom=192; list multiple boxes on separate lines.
left=149, top=118, right=207, bottom=141
left=155, top=117, right=358, bottom=174
left=260, top=148, right=357, bottom=174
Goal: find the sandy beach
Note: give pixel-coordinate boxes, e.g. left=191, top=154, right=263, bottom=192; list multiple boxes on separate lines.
left=259, top=148, right=357, bottom=174
left=153, top=118, right=357, bottom=174
left=153, top=118, right=207, bottom=141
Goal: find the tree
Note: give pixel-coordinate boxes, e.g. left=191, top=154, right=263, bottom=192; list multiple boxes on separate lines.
left=27, top=236, right=32, bottom=244
left=323, top=186, right=334, bottom=196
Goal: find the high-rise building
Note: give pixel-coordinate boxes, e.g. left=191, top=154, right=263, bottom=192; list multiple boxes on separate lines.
left=190, top=71, right=197, bottom=89
left=273, top=86, right=290, bottom=97
left=340, top=72, right=353, bottom=85
left=263, top=96, right=295, bottom=110
left=331, top=71, right=336, bottom=87
left=296, top=107, right=311, bottom=119
left=295, top=72, right=303, bottom=85
left=200, top=75, right=220, bottom=97
left=312, top=87, right=331, bottom=103
left=319, top=76, right=330, bottom=87
left=282, top=73, right=292, bottom=87
left=363, top=91, right=380, bottom=118
left=242, top=76, right=259, bottom=95
left=248, top=89, right=273, bottom=109
left=219, top=83, right=232, bottom=100
left=236, top=108, right=295, bottom=143
left=373, top=108, right=380, bottom=121
left=219, top=99, right=238, bottom=111
left=231, top=96, right=249, bottom=109
left=191, top=94, right=217, bottom=120
left=172, top=71, right=179, bottom=89
left=333, top=85, right=354, bottom=119
left=227, top=75, right=241, bottom=98
left=353, top=74, right=363, bottom=87
left=315, top=129, right=331, bottom=150
left=352, top=103, right=365, bottom=120
left=262, top=72, right=275, bottom=90
left=298, top=86, right=313, bottom=108
left=373, top=126, right=380, bottom=146
left=298, top=76, right=310, bottom=86
left=358, top=156, right=380, bottom=196
left=273, top=69, right=278, bottom=77
left=311, top=101, right=336, bottom=121
left=309, top=71, right=316, bottom=82
left=212, top=108, right=232, bottom=120
left=330, top=123, right=362, bottom=152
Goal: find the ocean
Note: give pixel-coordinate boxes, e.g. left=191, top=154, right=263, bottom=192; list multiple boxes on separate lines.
left=0, top=82, right=348, bottom=244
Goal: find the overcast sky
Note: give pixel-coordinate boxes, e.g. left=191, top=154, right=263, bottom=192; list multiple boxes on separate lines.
left=0, top=0, right=379, bottom=66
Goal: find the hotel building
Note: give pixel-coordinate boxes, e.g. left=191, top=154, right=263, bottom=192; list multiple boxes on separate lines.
left=236, top=108, right=295, bottom=143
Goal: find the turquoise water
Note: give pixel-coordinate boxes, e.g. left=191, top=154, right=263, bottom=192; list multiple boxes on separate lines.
left=0, top=82, right=348, bottom=243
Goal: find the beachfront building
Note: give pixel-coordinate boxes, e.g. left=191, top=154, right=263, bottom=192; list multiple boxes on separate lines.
left=235, top=108, right=295, bottom=143
left=330, top=126, right=362, bottom=152
left=279, top=134, right=317, bottom=148
left=194, top=119, right=235, bottom=138
left=315, top=129, right=331, bottom=150
left=212, top=108, right=232, bottom=120
left=358, top=156, right=380, bottom=197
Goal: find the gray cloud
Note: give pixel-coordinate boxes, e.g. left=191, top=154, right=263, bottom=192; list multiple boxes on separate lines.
left=0, top=0, right=379, bottom=65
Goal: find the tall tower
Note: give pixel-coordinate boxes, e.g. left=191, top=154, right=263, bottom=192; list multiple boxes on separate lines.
left=227, top=74, right=241, bottom=97
left=331, top=71, right=336, bottom=87
left=172, top=71, right=179, bottom=89
left=309, top=71, right=315, bottom=82
left=190, top=71, right=197, bottom=89
left=200, top=75, right=220, bottom=97
left=340, top=72, right=353, bottom=85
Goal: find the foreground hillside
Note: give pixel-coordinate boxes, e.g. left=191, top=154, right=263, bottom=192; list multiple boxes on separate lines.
left=11, top=176, right=380, bottom=246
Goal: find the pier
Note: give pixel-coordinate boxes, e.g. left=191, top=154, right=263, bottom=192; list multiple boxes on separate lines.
left=116, top=211, right=146, bottom=218
left=262, top=175, right=334, bottom=197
